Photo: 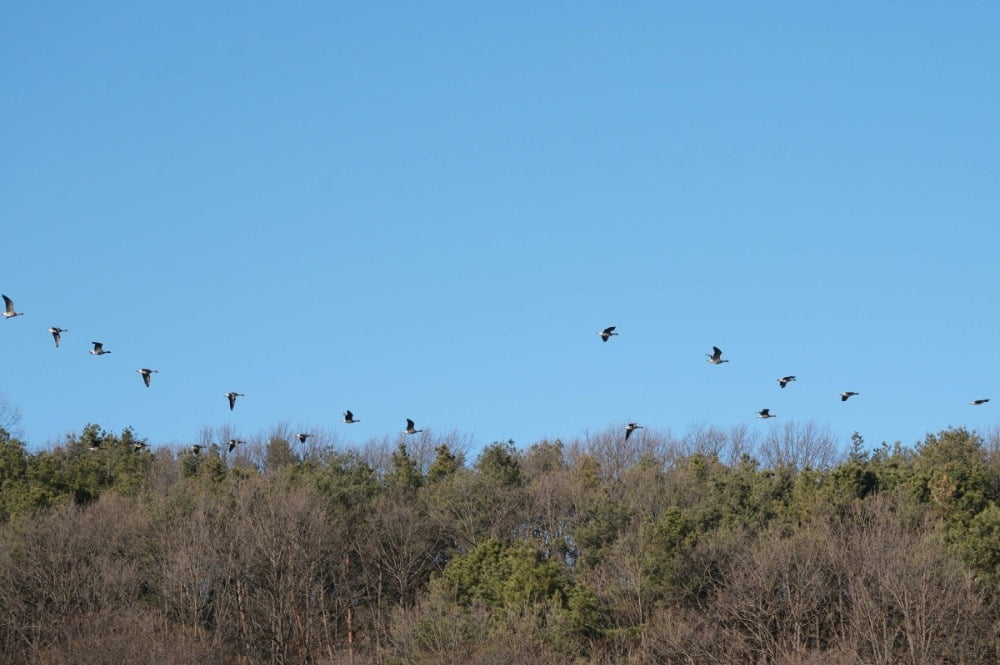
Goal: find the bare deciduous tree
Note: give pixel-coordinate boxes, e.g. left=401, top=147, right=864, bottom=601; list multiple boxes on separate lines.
left=0, top=391, right=22, bottom=433
left=759, top=420, right=840, bottom=470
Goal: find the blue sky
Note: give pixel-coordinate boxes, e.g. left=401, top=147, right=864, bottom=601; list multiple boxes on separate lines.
left=2, top=2, right=998, bottom=457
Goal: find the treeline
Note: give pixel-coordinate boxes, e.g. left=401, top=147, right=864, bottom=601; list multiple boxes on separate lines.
left=1, top=422, right=999, bottom=664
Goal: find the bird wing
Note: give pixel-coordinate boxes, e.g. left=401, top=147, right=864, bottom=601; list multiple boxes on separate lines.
left=2, top=295, right=12, bottom=313
left=92, top=342, right=103, bottom=351
left=406, top=419, right=415, bottom=430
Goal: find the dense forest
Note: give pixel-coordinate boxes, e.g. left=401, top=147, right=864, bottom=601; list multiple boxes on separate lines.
left=1, top=420, right=999, bottom=664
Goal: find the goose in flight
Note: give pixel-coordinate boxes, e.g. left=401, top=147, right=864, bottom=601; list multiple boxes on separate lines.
left=970, top=398, right=990, bottom=406
left=841, top=391, right=860, bottom=402
left=598, top=326, right=619, bottom=342
left=404, top=419, right=423, bottom=435
left=2, top=295, right=23, bottom=319
left=228, top=439, right=244, bottom=453
left=189, top=444, right=204, bottom=455
left=225, top=392, right=244, bottom=411
left=88, top=439, right=102, bottom=452
left=343, top=410, right=360, bottom=424
left=757, top=408, right=776, bottom=419
left=49, top=327, right=67, bottom=347
left=778, top=376, right=796, bottom=389
left=707, top=346, right=729, bottom=364
left=90, top=341, right=111, bottom=355
left=297, top=433, right=312, bottom=443
left=132, top=441, right=149, bottom=451
left=137, top=368, right=158, bottom=387
left=625, top=422, right=643, bottom=441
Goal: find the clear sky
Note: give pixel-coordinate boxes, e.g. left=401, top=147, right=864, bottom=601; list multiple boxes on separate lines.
left=2, top=2, right=998, bottom=457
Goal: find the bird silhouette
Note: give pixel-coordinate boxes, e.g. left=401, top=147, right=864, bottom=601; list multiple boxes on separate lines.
left=2, top=295, right=23, bottom=319
left=225, top=392, right=244, bottom=411
left=707, top=346, right=729, bottom=364
left=404, top=419, right=423, bottom=435
left=227, top=439, right=244, bottom=453
left=90, top=341, right=111, bottom=355
left=757, top=409, right=776, bottom=419
left=49, top=327, right=67, bottom=347
left=841, top=392, right=860, bottom=402
left=778, top=376, right=796, bottom=389
left=970, top=398, right=990, bottom=406
left=137, top=368, right=158, bottom=387
left=625, top=423, right=643, bottom=441
left=598, top=326, right=619, bottom=342
left=343, top=410, right=360, bottom=424
left=189, top=445, right=204, bottom=455
left=297, top=433, right=312, bottom=443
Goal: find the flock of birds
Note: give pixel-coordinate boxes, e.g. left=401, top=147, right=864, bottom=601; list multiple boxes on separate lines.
left=2, top=294, right=415, bottom=455
left=598, top=326, right=990, bottom=438
left=3, top=296, right=992, bottom=453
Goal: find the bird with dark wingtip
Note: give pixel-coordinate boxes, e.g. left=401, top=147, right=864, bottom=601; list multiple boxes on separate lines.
left=90, top=341, right=111, bottom=355
left=757, top=409, right=776, bottom=419
left=49, top=327, right=67, bottom=347
left=597, top=326, right=618, bottom=342
left=970, top=398, right=990, bottom=406
left=778, top=376, right=796, bottom=389
left=841, top=392, right=860, bottom=402
left=625, top=422, right=643, bottom=441
left=227, top=439, right=244, bottom=453
left=403, top=419, right=423, bottom=435
left=137, top=368, right=158, bottom=387
left=225, top=392, right=244, bottom=411
left=2, top=295, right=23, bottom=319
left=297, top=433, right=312, bottom=443
left=707, top=346, right=729, bottom=364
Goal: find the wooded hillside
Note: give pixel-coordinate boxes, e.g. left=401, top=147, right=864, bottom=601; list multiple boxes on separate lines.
left=1, top=423, right=998, bottom=664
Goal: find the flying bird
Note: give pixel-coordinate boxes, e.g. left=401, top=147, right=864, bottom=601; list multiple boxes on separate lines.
left=707, top=346, right=729, bottom=364
left=227, top=439, right=244, bottom=453
left=87, top=439, right=102, bottom=452
left=189, top=445, right=204, bottom=455
left=225, top=392, right=244, bottom=411
left=2, top=295, right=23, bottom=319
left=137, top=368, right=158, bottom=387
left=625, top=423, right=643, bottom=441
left=297, top=433, right=312, bottom=443
left=778, top=376, right=797, bottom=389
left=404, top=419, right=423, bottom=435
left=90, top=341, right=111, bottom=355
left=132, top=442, right=149, bottom=451
left=598, top=326, right=619, bottom=342
left=970, top=398, right=990, bottom=406
left=841, top=392, right=860, bottom=402
left=343, top=410, right=360, bottom=424
left=49, top=327, right=67, bottom=347
left=757, top=409, right=776, bottom=419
